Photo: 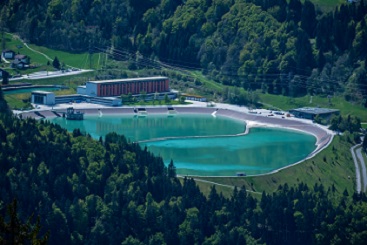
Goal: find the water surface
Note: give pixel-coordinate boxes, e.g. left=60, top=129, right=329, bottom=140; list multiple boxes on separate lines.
left=50, top=114, right=316, bottom=176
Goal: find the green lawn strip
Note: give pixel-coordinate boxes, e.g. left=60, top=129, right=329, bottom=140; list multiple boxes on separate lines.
left=4, top=93, right=31, bottom=110
left=258, top=93, right=367, bottom=121
left=193, top=179, right=235, bottom=198
left=191, top=71, right=224, bottom=91
left=310, top=0, right=345, bottom=9
left=27, top=44, right=103, bottom=69
left=7, top=71, right=95, bottom=87
left=194, top=136, right=355, bottom=197
left=361, top=123, right=367, bottom=129
left=4, top=88, right=76, bottom=110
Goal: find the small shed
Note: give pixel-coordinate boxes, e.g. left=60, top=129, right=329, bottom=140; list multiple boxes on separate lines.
left=14, top=54, right=30, bottom=64
left=31, top=91, right=55, bottom=105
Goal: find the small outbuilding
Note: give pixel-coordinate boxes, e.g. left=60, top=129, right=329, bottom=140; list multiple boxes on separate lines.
left=182, top=93, right=207, bottom=102
left=14, top=54, right=30, bottom=64
left=289, top=107, right=340, bottom=120
left=31, top=91, right=55, bottom=105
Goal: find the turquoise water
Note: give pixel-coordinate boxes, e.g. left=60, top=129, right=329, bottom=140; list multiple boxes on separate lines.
left=3, top=87, right=61, bottom=95
left=50, top=114, right=316, bottom=176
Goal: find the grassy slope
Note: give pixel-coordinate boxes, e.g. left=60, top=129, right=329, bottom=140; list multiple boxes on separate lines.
left=258, top=93, right=367, bottom=121
left=187, top=72, right=367, bottom=121
left=1, top=33, right=103, bottom=74
left=195, top=135, right=356, bottom=198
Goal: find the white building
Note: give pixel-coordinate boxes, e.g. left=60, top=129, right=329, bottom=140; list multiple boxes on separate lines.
left=31, top=91, right=55, bottom=105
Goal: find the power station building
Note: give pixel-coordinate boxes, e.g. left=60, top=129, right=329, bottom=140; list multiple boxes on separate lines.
left=31, top=91, right=55, bottom=105
left=77, top=76, right=169, bottom=97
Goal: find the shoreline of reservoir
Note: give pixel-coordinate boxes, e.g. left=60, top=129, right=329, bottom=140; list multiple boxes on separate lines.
left=15, top=101, right=334, bottom=176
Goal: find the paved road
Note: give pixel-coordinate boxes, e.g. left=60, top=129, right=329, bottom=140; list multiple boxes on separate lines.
left=8, top=69, right=92, bottom=82
left=351, top=144, right=367, bottom=193
left=356, top=147, right=367, bottom=192
left=351, top=144, right=362, bottom=193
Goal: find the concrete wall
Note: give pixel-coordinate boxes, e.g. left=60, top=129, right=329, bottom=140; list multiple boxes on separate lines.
left=45, top=93, right=55, bottom=105
left=32, top=92, right=55, bottom=105
left=85, top=82, right=98, bottom=96
left=77, top=86, right=86, bottom=95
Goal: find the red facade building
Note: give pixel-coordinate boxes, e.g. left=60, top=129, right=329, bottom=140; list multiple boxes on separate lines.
left=81, top=76, right=170, bottom=97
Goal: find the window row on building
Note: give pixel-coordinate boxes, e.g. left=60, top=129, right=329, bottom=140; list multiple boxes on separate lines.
left=76, top=76, right=170, bottom=97
left=97, top=78, right=169, bottom=97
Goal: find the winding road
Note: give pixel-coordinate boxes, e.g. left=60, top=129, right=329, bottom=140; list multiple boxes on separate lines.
left=351, top=143, right=367, bottom=193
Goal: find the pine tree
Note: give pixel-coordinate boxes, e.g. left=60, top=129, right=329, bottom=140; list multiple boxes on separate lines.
left=301, top=0, right=316, bottom=37
left=0, top=199, right=49, bottom=244
left=1, top=69, right=9, bottom=85
left=52, top=57, right=60, bottom=69
left=363, top=134, right=367, bottom=153
left=168, top=159, right=176, bottom=178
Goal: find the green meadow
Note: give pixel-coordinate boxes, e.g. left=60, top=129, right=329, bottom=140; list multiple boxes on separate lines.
left=258, top=93, right=367, bottom=121
left=1, top=33, right=104, bottom=74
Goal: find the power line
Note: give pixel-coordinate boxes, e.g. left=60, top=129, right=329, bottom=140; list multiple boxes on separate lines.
left=92, top=45, right=367, bottom=93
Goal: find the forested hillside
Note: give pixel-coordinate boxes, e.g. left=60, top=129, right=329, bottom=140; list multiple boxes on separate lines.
left=1, top=84, right=367, bottom=244
left=1, top=0, right=367, bottom=104
left=2, top=2, right=367, bottom=243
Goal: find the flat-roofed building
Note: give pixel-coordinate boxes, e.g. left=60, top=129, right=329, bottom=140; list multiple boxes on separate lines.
left=31, top=91, right=55, bottom=105
left=289, top=107, right=340, bottom=120
left=182, top=93, right=207, bottom=102
left=77, top=76, right=169, bottom=97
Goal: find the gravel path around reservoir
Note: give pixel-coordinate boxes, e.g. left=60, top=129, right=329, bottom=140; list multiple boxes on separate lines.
left=17, top=101, right=334, bottom=159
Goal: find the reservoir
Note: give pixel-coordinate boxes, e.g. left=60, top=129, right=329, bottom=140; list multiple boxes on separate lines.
left=50, top=113, right=316, bottom=176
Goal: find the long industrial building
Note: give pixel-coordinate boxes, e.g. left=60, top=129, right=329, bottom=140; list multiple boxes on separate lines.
left=77, top=76, right=169, bottom=97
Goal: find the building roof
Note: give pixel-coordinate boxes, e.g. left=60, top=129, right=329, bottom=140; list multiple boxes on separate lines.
left=32, top=91, right=55, bottom=95
left=14, top=54, right=28, bottom=59
left=290, top=107, right=339, bottom=115
left=87, top=76, right=168, bottom=84
left=2, top=49, right=15, bottom=53
left=12, top=60, right=26, bottom=64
